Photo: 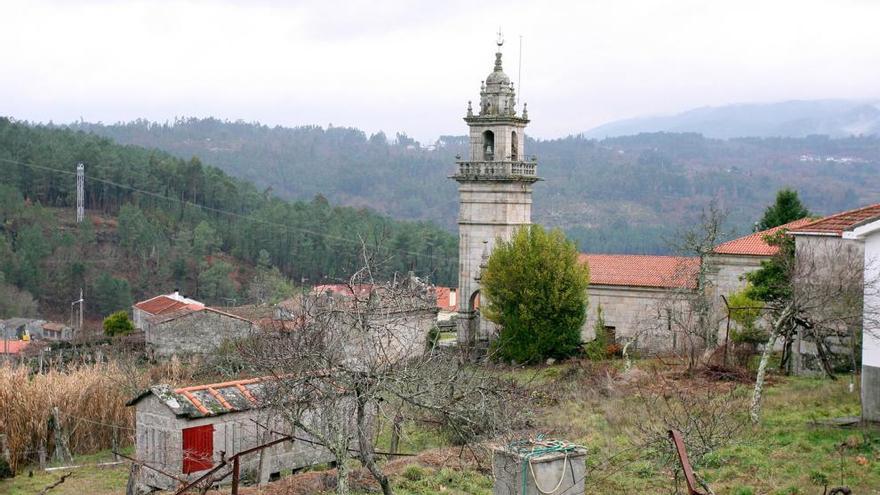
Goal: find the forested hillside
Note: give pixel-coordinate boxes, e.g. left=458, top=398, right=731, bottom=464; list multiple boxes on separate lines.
left=0, top=118, right=457, bottom=320
left=74, top=118, right=880, bottom=253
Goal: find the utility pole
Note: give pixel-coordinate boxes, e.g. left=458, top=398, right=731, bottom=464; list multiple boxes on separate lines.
left=76, top=163, right=84, bottom=223
left=71, top=289, right=84, bottom=337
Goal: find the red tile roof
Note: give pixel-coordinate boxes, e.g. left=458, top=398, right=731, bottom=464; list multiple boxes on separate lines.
left=433, top=287, right=457, bottom=312
left=579, top=254, right=700, bottom=289
left=713, top=218, right=814, bottom=256
left=0, top=339, right=31, bottom=355
left=134, top=295, right=204, bottom=315
left=789, top=203, right=880, bottom=237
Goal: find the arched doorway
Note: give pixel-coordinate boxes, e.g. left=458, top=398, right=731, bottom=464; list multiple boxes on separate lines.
left=467, top=290, right=481, bottom=343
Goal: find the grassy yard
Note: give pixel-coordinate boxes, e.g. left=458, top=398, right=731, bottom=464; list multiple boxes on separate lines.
left=0, top=450, right=130, bottom=495
left=2, top=362, right=878, bottom=495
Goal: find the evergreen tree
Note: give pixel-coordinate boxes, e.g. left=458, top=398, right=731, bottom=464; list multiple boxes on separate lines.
left=92, top=272, right=133, bottom=316
left=198, top=259, right=237, bottom=304
left=758, top=189, right=811, bottom=230
left=482, top=225, right=589, bottom=363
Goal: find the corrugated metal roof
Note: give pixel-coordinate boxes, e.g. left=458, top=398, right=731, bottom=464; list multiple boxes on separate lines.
left=579, top=254, right=700, bottom=289
left=134, top=295, right=204, bottom=315
left=713, top=218, right=814, bottom=256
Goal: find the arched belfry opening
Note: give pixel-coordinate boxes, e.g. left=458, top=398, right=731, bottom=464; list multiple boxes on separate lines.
left=511, top=131, right=518, bottom=161
left=482, top=130, right=495, bottom=160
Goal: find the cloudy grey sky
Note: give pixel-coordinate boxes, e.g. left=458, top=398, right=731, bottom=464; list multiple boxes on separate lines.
left=2, top=0, right=878, bottom=142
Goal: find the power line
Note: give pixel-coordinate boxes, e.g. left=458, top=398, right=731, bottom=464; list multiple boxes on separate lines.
left=0, top=156, right=458, bottom=269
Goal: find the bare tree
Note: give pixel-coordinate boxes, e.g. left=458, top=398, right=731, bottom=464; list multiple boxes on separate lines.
left=748, top=232, right=879, bottom=423
left=235, top=250, right=523, bottom=495
left=653, top=204, right=728, bottom=372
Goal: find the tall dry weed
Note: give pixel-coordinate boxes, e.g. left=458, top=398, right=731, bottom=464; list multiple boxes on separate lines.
left=0, top=360, right=148, bottom=471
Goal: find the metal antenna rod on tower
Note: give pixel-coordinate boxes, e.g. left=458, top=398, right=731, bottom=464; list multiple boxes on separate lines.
left=76, top=163, right=84, bottom=223
left=517, top=35, right=523, bottom=106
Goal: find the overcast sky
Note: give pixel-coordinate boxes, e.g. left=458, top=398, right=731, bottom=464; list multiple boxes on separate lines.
left=2, top=0, right=878, bottom=142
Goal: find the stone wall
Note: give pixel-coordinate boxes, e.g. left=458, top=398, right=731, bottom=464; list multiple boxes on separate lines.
left=705, top=254, right=767, bottom=342
left=583, top=285, right=686, bottom=353
left=145, top=310, right=255, bottom=358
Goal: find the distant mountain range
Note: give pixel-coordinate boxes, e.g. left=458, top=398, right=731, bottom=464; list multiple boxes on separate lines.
left=584, top=99, right=880, bottom=139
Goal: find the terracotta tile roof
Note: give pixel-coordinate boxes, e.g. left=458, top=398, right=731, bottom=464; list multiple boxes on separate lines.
left=41, top=322, right=67, bottom=331
left=433, top=287, right=458, bottom=312
left=0, top=339, right=31, bottom=355
left=146, top=306, right=254, bottom=326
left=127, top=377, right=265, bottom=418
left=579, top=254, right=700, bottom=289
left=789, top=203, right=880, bottom=236
left=713, top=218, right=814, bottom=256
left=134, top=295, right=204, bottom=315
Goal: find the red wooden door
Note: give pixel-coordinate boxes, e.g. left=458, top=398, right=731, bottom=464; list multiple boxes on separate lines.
left=182, top=424, right=214, bottom=473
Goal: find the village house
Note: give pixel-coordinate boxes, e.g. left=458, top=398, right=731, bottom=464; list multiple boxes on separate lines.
left=132, top=290, right=204, bottom=331
left=433, top=286, right=458, bottom=322
left=0, top=318, right=72, bottom=341
left=132, top=290, right=257, bottom=359
left=274, top=278, right=438, bottom=364
left=127, top=377, right=335, bottom=493
left=839, top=213, right=880, bottom=422
left=145, top=306, right=256, bottom=359
left=785, top=203, right=880, bottom=374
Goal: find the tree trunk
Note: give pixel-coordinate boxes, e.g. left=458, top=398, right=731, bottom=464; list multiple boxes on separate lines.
left=356, top=392, right=392, bottom=495
left=751, top=307, right=791, bottom=424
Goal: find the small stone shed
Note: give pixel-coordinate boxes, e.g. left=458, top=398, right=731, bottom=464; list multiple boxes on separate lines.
left=127, top=377, right=334, bottom=493
left=145, top=306, right=256, bottom=359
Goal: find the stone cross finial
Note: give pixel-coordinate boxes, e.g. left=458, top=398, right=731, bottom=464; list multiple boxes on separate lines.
left=467, top=101, right=473, bottom=117
left=522, top=102, right=529, bottom=119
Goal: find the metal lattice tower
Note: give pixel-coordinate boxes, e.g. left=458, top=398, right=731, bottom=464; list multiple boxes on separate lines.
left=76, top=163, right=84, bottom=223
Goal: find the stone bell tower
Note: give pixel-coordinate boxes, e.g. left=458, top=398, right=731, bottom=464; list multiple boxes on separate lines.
left=451, top=33, right=540, bottom=347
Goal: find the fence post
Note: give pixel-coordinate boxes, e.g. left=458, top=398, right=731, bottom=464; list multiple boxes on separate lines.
left=0, top=433, right=11, bottom=473
left=51, top=407, right=73, bottom=463
left=112, top=427, right=120, bottom=461
left=231, top=457, right=240, bottom=495
left=38, top=442, right=47, bottom=470
left=389, top=413, right=403, bottom=455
